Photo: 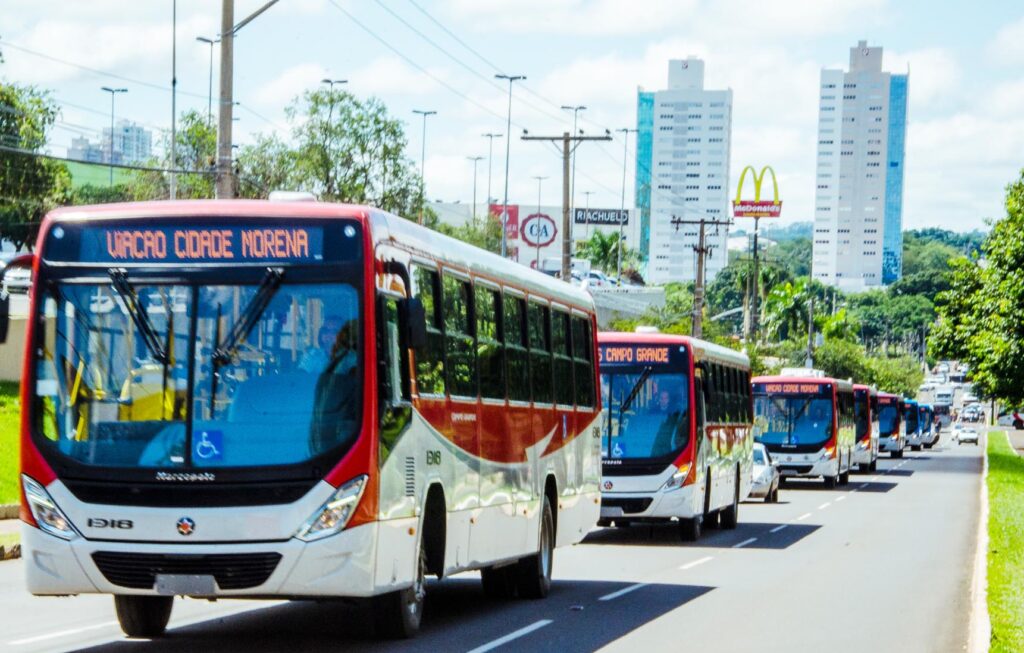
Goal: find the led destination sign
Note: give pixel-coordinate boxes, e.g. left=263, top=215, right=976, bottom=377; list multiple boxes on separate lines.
left=80, top=226, right=324, bottom=264
left=599, top=344, right=681, bottom=367
left=754, top=382, right=831, bottom=395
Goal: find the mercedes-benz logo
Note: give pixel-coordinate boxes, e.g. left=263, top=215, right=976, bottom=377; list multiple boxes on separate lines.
left=176, top=517, right=196, bottom=536
left=603, top=480, right=614, bottom=491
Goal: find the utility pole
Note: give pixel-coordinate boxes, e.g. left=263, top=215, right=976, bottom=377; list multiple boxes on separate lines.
left=617, top=127, right=637, bottom=282
left=196, top=36, right=219, bottom=124
left=413, top=109, right=436, bottom=224
left=467, top=156, right=484, bottom=223
left=561, top=105, right=586, bottom=244
left=533, top=175, right=547, bottom=269
left=581, top=190, right=594, bottom=245
left=170, top=0, right=178, bottom=200
left=750, top=216, right=761, bottom=342
left=671, top=216, right=731, bottom=338
left=100, top=86, right=127, bottom=186
left=482, top=132, right=502, bottom=204
left=806, top=296, right=816, bottom=368
left=523, top=131, right=612, bottom=279
left=215, top=0, right=280, bottom=199
left=496, top=75, right=526, bottom=258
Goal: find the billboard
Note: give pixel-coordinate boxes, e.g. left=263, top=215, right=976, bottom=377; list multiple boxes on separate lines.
left=489, top=203, right=519, bottom=240
left=574, top=208, right=628, bottom=225
left=733, top=165, right=782, bottom=218
left=521, top=213, right=557, bottom=247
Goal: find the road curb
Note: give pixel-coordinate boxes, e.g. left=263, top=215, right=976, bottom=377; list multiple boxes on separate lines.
left=967, top=430, right=992, bottom=653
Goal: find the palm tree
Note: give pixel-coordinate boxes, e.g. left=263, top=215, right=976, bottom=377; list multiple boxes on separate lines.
left=578, top=231, right=639, bottom=275
left=763, top=279, right=811, bottom=341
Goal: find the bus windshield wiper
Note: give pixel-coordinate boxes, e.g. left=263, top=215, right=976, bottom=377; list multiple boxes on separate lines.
left=620, top=366, right=653, bottom=415
left=211, top=268, right=284, bottom=367
left=109, top=269, right=168, bottom=364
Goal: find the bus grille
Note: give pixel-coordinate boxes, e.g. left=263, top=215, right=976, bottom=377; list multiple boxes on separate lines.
left=601, top=497, right=654, bottom=514
left=92, top=552, right=282, bottom=590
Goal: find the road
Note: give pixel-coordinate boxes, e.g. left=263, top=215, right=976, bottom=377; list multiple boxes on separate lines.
left=0, top=430, right=982, bottom=653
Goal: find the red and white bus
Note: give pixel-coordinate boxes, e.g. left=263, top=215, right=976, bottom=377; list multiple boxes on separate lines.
left=1, top=200, right=602, bottom=639
left=876, top=392, right=905, bottom=458
left=752, top=375, right=856, bottom=488
left=852, top=384, right=879, bottom=472
left=597, top=332, right=753, bottom=541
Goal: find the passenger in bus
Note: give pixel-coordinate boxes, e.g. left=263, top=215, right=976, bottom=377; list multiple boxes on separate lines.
left=309, top=319, right=361, bottom=455
left=300, top=317, right=357, bottom=374
left=651, top=387, right=688, bottom=456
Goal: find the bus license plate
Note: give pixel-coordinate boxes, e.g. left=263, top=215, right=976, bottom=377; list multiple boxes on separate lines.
left=155, top=574, right=216, bottom=596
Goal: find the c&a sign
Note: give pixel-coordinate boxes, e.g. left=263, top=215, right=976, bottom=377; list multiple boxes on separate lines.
left=521, top=213, right=557, bottom=248
left=733, top=165, right=782, bottom=218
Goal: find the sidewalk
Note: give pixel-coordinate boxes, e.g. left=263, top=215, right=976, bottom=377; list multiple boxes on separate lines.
left=0, top=518, right=18, bottom=537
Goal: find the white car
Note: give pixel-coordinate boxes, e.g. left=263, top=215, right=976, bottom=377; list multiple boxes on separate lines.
left=955, top=427, right=979, bottom=445
left=749, top=443, right=780, bottom=503
left=0, top=261, right=31, bottom=294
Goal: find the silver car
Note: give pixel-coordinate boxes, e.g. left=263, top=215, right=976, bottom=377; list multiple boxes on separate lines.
left=750, top=443, right=780, bottom=503
left=955, top=427, right=979, bottom=446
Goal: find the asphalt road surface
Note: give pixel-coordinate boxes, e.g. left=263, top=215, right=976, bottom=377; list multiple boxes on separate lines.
left=0, top=430, right=983, bottom=653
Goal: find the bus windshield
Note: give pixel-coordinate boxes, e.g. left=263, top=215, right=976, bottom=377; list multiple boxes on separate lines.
left=599, top=343, right=690, bottom=462
left=904, top=406, right=919, bottom=433
left=854, top=393, right=870, bottom=440
left=753, top=394, right=834, bottom=448
left=878, top=404, right=899, bottom=436
left=34, top=277, right=361, bottom=470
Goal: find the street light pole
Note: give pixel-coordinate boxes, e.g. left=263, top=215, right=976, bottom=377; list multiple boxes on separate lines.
left=196, top=36, right=219, bottom=123
left=616, top=127, right=637, bottom=281
left=482, top=132, right=502, bottom=205
left=533, top=175, right=547, bottom=269
left=170, top=0, right=178, bottom=200
left=496, top=74, right=526, bottom=258
left=100, top=86, right=127, bottom=186
left=412, top=109, right=437, bottom=225
left=467, top=156, right=484, bottom=224
left=581, top=190, right=594, bottom=251
left=561, top=104, right=586, bottom=243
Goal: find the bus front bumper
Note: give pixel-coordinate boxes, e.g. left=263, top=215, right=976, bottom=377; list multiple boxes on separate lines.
left=600, top=484, right=699, bottom=522
left=22, top=520, right=398, bottom=599
left=879, top=437, right=903, bottom=453
left=775, top=457, right=839, bottom=479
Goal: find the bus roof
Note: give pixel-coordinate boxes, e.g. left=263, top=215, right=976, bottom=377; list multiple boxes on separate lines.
left=753, top=374, right=854, bottom=391
left=853, top=383, right=877, bottom=395
left=41, top=199, right=372, bottom=225
left=598, top=331, right=750, bottom=368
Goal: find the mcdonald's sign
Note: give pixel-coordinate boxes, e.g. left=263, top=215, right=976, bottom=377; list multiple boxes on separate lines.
left=733, top=165, right=782, bottom=218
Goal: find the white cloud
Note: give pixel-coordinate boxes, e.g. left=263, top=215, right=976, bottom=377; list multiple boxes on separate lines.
left=886, top=47, right=960, bottom=113
left=444, top=0, right=699, bottom=36
left=987, top=16, right=1024, bottom=65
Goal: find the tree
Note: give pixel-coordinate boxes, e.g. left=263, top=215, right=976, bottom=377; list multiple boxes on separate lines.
left=865, top=355, right=924, bottom=397
left=129, top=109, right=216, bottom=200
left=236, top=133, right=297, bottom=199
left=815, top=339, right=870, bottom=382
left=578, top=230, right=638, bottom=275
left=931, top=171, right=1024, bottom=403
left=0, top=82, right=71, bottom=249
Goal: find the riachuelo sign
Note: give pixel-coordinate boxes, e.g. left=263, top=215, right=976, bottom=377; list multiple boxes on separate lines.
left=733, top=165, right=782, bottom=218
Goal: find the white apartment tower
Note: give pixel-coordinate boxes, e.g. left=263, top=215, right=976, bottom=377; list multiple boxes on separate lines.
left=812, top=40, right=909, bottom=290
left=635, top=58, right=733, bottom=285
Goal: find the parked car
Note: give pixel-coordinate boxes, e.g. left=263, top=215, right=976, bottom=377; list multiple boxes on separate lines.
left=0, top=254, right=31, bottom=294
left=749, top=443, right=780, bottom=503
left=955, top=427, right=979, bottom=445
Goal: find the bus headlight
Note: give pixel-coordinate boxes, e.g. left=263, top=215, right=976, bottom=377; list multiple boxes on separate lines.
left=22, top=475, right=78, bottom=541
left=820, top=446, right=836, bottom=460
left=295, top=475, right=368, bottom=542
left=663, top=463, right=692, bottom=490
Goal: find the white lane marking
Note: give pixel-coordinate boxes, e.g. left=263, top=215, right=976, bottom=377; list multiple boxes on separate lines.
left=870, top=476, right=880, bottom=482
left=818, top=502, right=831, bottom=510
left=733, top=537, right=758, bottom=549
left=859, top=483, right=869, bottom=490
left=599, top=583, right=650, bottom=601
left=679, top=556, right=714, bottom=570
left=770, top=524, right=788, bottom=533
left=467, top=620, right=554, bottom=653
left=835, top=495, right=846, bottom=502
left=9, top=621, right=119, bottom=646
left=796, top=512, right=812, bottom=521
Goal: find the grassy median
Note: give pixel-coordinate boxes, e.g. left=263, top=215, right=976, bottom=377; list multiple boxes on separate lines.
left=988, top=431, right=1024, bottom=652
left=0, top=381, right=18, bottom=505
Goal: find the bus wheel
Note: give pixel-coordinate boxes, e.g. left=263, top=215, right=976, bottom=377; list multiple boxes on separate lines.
left=839, top=468, right=850, bottom=485
left=912, top=445, right=922, bottom=452
left=516, top=495, right=554, bottom=599
left=720, top=473, right=739, bottom=529
left=481, top=564, right=517, bottom=599
left=870, top=459, right=878, bottom=472
left=113, top=595, right=173, bottom=638
left=374, top=545, right=426, bottom=638
left=679, top=516, right=701, bottom=542
left=824, top=475, right=838, bottom=489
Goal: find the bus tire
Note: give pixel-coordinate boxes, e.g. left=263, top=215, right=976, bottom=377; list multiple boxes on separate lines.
left=481, top=564, right=517, bottom=599
left=870, top=459, right=878, bottom=472
left=374, top=545, right=427, bottom=639
left=679, top=516, right=701, bottom=542
left=824, top=475, right=838, bottom=489
left=912, top=445, right=922, bottom=452
left=839, top=467, right=850, bottom=485
left=719, top=470, right=739, bottom=529
left=113, top=595, right=173, bottom=638
left=515, top=494, right=554, bottom=599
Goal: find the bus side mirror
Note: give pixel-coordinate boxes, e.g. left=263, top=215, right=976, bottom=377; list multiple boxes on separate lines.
left=399, top=297, right=427, bottom=350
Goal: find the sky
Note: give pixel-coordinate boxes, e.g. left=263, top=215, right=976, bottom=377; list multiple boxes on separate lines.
left=2, top=0, right=1022, bottom=232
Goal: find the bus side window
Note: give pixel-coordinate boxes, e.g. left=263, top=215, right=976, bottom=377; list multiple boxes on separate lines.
left=706, top=364, right=720, bottom=423
left=378, top=295, right=412, bottom=466
left=503, top=294, right=530, bottom=402
left=694, top=374, right=706, bottom=432
left=476, top=286, right=504, bottom=400
left=551, top=310, right=574, bottom=406
left=571, top=316, right=594, bottom=408
left=413, top=266, right=445, bottom=395
left=442, top=274, right=477, bottom=398
left=527, top=301, right=553, bottom=404
left=744, top=370, right=753, bottom=422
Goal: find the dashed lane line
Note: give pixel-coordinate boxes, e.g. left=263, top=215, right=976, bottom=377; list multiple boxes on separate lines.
left=733, top=537, right=758, bottom=549
left=859, top=483, right=869, bottom=490
left=9, top=621, right=119, bottom=646
left=796, top=512, right=812, bottom=521
left=467, top=620, right=554, bottom=653
left=818, top=502, right=831, bottom=510
left=770, top=524, right=788, bottom=533
left=835, top=495, right=846, bottom=502
left=599, top=583, right=650, bottom=601
left=679, top=556, right=714, bottom=570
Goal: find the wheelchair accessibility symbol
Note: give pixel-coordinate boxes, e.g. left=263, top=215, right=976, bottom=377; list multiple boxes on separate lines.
left=195, top=430, right=223, bottom=461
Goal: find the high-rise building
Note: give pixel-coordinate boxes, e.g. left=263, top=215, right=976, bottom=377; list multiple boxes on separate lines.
left=812, top=40, right=908, bottom=290
left=101, top=120, right=153, bottom=164
left=67, top=136, right=105, bottom=163
left=635, top=58, right=733, bottom=285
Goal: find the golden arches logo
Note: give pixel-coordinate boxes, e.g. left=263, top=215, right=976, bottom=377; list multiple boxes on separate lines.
left=733, top=165, right=782, bottom=218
